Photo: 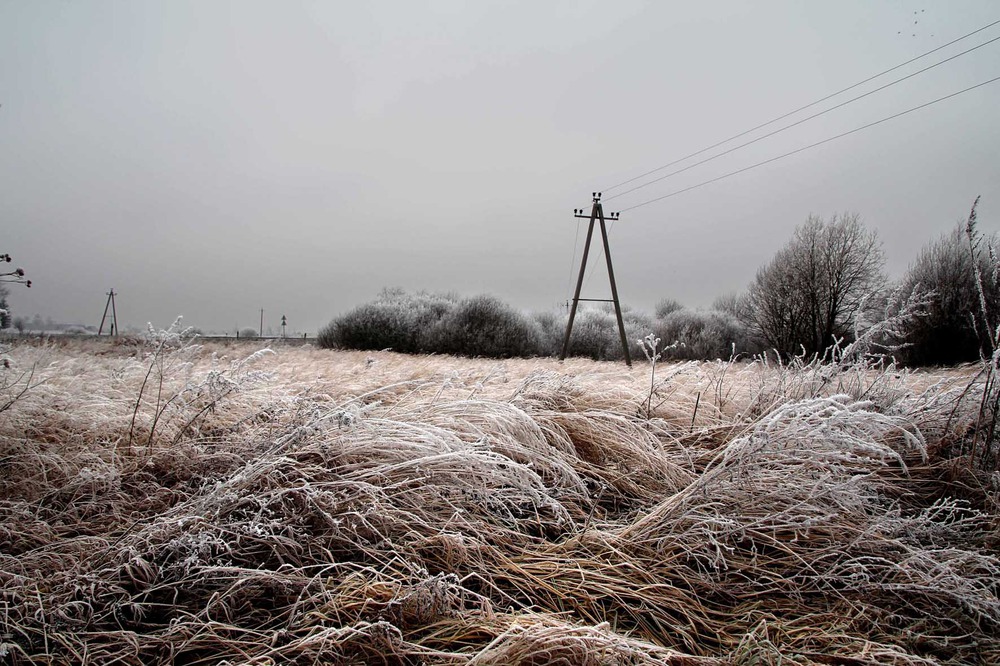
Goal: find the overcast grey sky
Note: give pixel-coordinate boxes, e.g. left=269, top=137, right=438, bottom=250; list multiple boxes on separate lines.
left=3, top=1, right=999, bottom=334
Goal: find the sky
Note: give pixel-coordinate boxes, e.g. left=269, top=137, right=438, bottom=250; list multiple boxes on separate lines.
left=2, top=1, right=999, bottom=334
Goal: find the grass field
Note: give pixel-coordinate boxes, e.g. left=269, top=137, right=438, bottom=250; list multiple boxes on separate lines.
left=1, top=334, right=998, bottom=664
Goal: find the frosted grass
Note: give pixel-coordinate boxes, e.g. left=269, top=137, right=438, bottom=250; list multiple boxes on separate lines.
left=0, top=338, right=996, bottom=664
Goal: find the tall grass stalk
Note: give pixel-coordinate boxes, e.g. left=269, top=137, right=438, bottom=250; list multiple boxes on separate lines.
left=962, top=196, right=1000, bottom=467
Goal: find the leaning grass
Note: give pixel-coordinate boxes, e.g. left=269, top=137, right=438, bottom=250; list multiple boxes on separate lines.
left=0, top=338, right=997, bottom=665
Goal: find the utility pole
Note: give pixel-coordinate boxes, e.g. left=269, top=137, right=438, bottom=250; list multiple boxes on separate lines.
left=560, top=193, right=631, bottom=366
left=98, top=289, right=119, bottom=336
left=259, top=308, right=264, bottom=338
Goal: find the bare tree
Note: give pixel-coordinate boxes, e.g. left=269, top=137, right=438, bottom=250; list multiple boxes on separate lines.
left=742, top=214, right=884, bottom=357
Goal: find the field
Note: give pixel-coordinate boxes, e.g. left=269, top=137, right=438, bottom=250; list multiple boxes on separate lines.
left=1, top=334, right=998, bottom=665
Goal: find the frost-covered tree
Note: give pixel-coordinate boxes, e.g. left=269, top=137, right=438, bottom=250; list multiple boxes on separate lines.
left=742, top=214, right=884, bottom=357
left=654, top=298, right=684, bottom=319
left=899, top=218, right=1000, bottom=365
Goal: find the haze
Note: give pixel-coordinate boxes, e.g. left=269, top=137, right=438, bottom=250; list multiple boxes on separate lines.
left=3, top=1, right=999, bottom=334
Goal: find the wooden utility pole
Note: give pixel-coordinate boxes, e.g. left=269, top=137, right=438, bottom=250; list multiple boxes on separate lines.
left=260, top=309, right=264, bottom=338
left=560, top=193, right=631, bottom=366
left=98, top=289, right=118, bottom=336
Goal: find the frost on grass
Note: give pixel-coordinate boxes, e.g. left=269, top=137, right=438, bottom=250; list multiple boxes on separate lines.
left=0, top=340, right=997, bottom=665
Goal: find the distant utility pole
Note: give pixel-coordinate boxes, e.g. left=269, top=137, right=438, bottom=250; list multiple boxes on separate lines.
left=259, top=308, right=264, bottom=338
left=98, top=289, right=119, bottom=336
left=560, top=193, right=631, bottom=366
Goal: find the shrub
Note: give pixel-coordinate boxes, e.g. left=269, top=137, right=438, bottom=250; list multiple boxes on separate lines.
left=531, top=309, right=565, bottom=357
left=238, top=328, right=259, bottom=340
left=563, top=308, right=620, bottom=360
left=427, top=295, right=541, bottom=358
left=655, top=309, right=758, bottom=360
left=318, top=302, right=418, bottom=352
left=318, top=289, right=460, bottom=353
left=622, top=308, right=655, bottom=360
left=531, top=305, right=650, bottom=362
left=554, top=308, right=641, bottom=362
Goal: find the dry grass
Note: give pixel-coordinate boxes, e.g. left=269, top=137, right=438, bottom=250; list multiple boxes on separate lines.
left=0, top=335, right=997, bottom=665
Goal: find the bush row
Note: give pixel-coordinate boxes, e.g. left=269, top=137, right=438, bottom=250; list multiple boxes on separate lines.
left=318, top=289, right=761, bottom=361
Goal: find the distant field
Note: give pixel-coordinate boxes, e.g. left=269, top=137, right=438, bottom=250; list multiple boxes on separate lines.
left=0, top=338, right=997, bottom=664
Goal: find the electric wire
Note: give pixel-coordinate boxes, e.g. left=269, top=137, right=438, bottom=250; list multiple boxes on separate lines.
left=579, top=73, right=1000, bottom=291
left=602, top=18, right=1000, bottom=194
left=604, top=34, right=1000, bottom=202
left=616, top=74, right=1000, bottom=213
left=565, top=216, right=583, bottom=305
left=576, top=20, right=1000, bottom=299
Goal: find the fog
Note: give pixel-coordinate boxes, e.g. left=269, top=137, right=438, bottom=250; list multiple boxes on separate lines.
left=3, top=1, right=999, bottom=334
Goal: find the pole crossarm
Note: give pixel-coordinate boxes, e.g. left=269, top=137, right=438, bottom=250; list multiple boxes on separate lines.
left=574, top=211, right=620, bottom=220
left=560, top=192, right=632, bottom=367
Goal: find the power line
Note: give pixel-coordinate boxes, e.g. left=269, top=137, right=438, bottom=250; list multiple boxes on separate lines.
left=617, top=74, right=1000, bottom=213
left=565, top=216, right=583, bottom=304
left=605, top=34, right=1000, bottom=202
left=602, top=18, right=1000, bottom=194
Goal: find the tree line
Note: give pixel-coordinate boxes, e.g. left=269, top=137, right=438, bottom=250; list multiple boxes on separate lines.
left=318, top=199, right=995, bottom=367
left=733, top=202, right=996, bottom=366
